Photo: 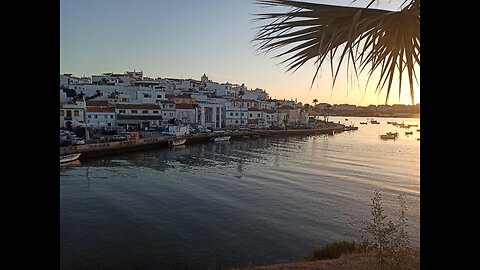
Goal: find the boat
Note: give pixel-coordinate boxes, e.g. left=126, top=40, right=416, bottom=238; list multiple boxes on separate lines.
left=345, top=118, right=348, bottom=121
left=380, top=134, right=397, bottom=140
left=417, top=129, right=420, bottom=132
left=370, top=120, right=380, bottom=124
left=213, top=136, right=231, bottom=142
left=344, top=125, right=359, bottom=131
left=168, top=138, right=186, bottom=146
left=405, top=131, right=413, bottom=135
left=60, top=153, right=81, bottom=164
left=387, top=121, right=395, bottom=124
left=360, top=122, right=368, bottom=125
left=380, top=132, right=399, bottom=140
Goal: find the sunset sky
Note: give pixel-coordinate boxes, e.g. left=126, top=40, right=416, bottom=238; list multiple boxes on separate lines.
left=60, top=0, right=419, bottom=106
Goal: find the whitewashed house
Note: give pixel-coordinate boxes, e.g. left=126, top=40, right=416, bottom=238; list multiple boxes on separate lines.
left=86, top=107, right=116, bottom=128
left=115, top=103, right=162, bottom=130
left=60, top=100, right=87, bottom=129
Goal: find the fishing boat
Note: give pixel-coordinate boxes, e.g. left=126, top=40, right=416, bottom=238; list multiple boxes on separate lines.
left=213, top=136, right=231, bottom=142
left=380, top=134, right=397, bottom=140
left=380, top=132, right=398, bottom=140
left=344, top=125, right=359, bottom=131
left=370, top=120, right=380, bottom=124
left=360, top=122, right=368, bottom=125
left=405, top=131, right=413, bottom=135
left=168, top=138, right=186, bottom=146
left=60, top=153, right=81, bottom=164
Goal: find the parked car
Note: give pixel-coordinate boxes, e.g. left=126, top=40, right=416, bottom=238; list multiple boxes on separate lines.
left=110, top=135, right=128, bottom=141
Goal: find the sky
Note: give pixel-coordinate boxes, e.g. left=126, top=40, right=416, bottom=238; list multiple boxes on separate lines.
left=60, top=0, right=419, bottom=106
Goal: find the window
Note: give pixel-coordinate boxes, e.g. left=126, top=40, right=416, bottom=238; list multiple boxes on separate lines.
left=131, top=110, right=138, bottom=114
left=107, top=123, right=111, bottom=127
left=157, top=95, right=162, bottom=98
left=94, top=115, right=98, bottom=119
left=235, top=120, right=238, bottom=124
left=235, top=113, right=238, bottom=116
left=143, top=94, right=151, bottom=98
left=250, top=113, right=252, bottom=117
left=88, top=115, right=91, bottom=119
left=60, top=110, right=64, bottom=116
left=247, top=103, right=250, bottom=108
left=66, top=110, right=72, bottom=117
left=74, top=110, right=79, bottom=116
left=119, top=109, right=126, bottom=114
left=230, top=113, right=233, bottom=116
left=142, top=110, right=148, bottom=114
left=153, top=110, right=159, bottom=114
left=169, top=113, right=173, bottom=117
left=162, top=105, right=166, bottom=109
left=110, top=115, right=113, bottom=118
left=257, top=113, right=261, bottom=118
left=104, top=115, right=108, bottom=119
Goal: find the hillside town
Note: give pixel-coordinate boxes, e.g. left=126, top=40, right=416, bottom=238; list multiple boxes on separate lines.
left=60, top=71, right=419, bottom=145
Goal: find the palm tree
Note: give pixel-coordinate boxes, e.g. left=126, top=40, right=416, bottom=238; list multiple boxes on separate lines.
left=252, top=0, right=420, bottom=104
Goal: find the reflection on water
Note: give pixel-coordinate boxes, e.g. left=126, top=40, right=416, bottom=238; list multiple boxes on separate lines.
left=60, top=116, right=419, bottom=270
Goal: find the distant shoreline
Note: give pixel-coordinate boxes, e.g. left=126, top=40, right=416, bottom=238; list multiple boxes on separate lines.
left=325, top=113, right=420, bottom=118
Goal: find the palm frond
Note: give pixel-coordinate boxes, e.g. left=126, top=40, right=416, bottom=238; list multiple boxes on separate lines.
left=252, top=0, right=420, bottom=104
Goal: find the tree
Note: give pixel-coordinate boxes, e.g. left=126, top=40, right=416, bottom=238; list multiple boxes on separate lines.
left=253, top=0, right=420, bottom=104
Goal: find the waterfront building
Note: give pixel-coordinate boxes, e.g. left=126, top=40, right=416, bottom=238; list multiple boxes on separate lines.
left=115, top=103, right=162, bottom=130
left=196, top=101, right=225, bottom=130
left=247, top=108, right=266, bottom=128
left=158, top=100, right=176, bottom=124
left=175, top=103, right=196, bottom=125
left=60, top=100, right=87, bottom=130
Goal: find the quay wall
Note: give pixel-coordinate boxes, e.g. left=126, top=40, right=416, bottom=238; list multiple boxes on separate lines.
left=60, top=125, right=345, bottom=159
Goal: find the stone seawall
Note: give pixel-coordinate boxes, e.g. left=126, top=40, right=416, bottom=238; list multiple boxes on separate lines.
left=60, top=125, right=345, bottom=159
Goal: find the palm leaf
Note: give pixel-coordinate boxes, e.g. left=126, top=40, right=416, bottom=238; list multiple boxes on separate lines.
left=252, top=0, right=420, bottom=104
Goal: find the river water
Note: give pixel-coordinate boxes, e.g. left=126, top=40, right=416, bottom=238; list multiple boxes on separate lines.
left=60, top=116, right=420, bottom=270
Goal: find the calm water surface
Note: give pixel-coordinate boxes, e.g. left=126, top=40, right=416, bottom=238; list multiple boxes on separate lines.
left=60, top=116, right=420, bottom=269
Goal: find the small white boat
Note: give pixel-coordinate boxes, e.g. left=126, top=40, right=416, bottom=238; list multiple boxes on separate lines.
left=60, top=153, right=81, bottom=164
left=213, top=136, right=231, bottom=142
left=168, top=138, right=186, bottom=146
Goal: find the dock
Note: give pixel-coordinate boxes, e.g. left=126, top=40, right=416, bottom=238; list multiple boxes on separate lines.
left=60, top=124, right=345, bottom=159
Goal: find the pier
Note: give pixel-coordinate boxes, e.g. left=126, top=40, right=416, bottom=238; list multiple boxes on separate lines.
left=60, top=124, right=345, bottom=159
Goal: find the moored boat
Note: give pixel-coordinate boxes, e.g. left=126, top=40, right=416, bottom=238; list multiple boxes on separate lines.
left=168, top=138, right=187, bottom=146
left=60, top=153, right=81, bottom=164
left=370, top=120, right=380, bottom=124
left=405, top=131, right=413, bottom=135
left=344, top=125, right=359, bottom=131
left=360, top=122, right=368, bottom=125
left=380, top=134, right=397, bottom=140
left=213, top=136, right=231, bottom=142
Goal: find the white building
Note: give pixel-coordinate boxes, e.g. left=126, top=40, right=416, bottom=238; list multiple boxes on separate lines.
left=247, top=108, right=266, bottom=128
left=60, top=100, right=87, bottom=129
left=196, top=101, right=225, bottom=130
left=175, top=103, right=196, bottom=125
left=116, top=103, right=162, bottom=130
left=86, top=107, right=116, bottom=128
left=242, top=88, right=269, bottom=101
left=158, top=100, right=176, bottom=123
left=225, top=106, right=248, bottom=128
left=262, top=109, right=277, bottom=127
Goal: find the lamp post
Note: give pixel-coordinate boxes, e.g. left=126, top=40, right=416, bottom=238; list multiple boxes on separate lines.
left=83, top=97, right=90, bottom=141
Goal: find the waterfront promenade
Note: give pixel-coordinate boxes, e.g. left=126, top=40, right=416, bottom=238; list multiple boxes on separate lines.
left=60, top=124, right=345, bottom=159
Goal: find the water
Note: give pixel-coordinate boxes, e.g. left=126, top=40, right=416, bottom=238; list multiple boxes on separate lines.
left=60, top=116, right=420, bottom=270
